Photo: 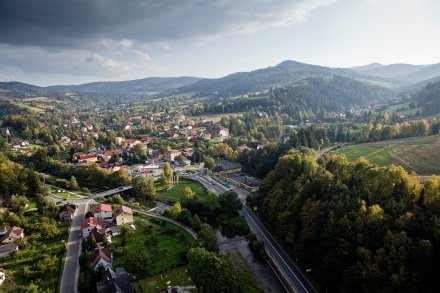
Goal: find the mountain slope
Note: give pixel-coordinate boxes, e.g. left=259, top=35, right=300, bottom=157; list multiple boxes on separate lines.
left=47, top=76, right=202, bottom=93
left=415, top=80, right=440, bottom=115
left=178, top=60, right=339, bottom=97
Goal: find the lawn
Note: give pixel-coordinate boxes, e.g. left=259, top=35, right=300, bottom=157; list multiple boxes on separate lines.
left=156, top=178, right=208, bottom=203
left=384, top=101, right=419, bottom=116
left=48, top=185, right=81, bottom=199
left=111, top=215, right=196, bottom=274
left=132, top=265, right=193, bottom=293
left=336, top=145, right=392, bottom=166
left=335, top=134, right=440, bottom=175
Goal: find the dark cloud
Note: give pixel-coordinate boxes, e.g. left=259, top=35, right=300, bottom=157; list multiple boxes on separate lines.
left=0, top=0, right=335, bottom=48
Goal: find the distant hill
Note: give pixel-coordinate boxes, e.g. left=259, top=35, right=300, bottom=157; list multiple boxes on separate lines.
left=351, top=63, right=440, bottom=85
left=47, top=76, right=202, bottom=94
left=414, top=80, right=440, bottom=115
left=177, top=60, right=364, bottom=98
left=2, top=60, right=440, bottom=102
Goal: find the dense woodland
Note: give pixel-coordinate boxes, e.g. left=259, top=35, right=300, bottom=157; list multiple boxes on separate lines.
left=192, top=75, right=393, bottom=122
left=248, top=149, right=440, bottom=292
left=416, top=81, right=440, bottom=115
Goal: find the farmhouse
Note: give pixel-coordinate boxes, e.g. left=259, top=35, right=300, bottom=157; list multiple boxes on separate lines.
left=114, top=206, right=133, bottom=226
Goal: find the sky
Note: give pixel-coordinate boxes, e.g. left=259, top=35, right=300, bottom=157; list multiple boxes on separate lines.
left=0, top=0, right=439, bottom=86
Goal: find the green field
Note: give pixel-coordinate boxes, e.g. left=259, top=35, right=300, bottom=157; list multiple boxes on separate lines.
left=132, top=265, right=193, bottom=293
left=48, top=185, right=81, bottom=199
left=384, top=101, right=418, bottom=116
left=111, top=215, right=195, bottom=281
left=336, top=145, right=392, bottom=166
left=157, top=178, right=208, bottom=203
left=335, top=134, right=440, bottom=175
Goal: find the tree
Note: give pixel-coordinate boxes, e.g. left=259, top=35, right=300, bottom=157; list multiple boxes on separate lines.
left=10, top=196, right=29, bottom=215
left=192, top=214, right=202, bottom=231
left=171, top=202, right=182, bottom=218
left=68, top=175, right=79, bottom=191
left=177, top=209, right=192, bottom=226
left=207, top=189, right=219, bottom=208
left=218, top=191, right=243, bottom=217
left=198, top=223, right=219, bottom=252
left=164, top=162, right=172, bottom=178
left=132, top=176, right=156, bottom=199
left=182, top=186, right=196, bottom=201
left=187, top=247, right=241, bottom=293
left=204, top=156, right=215, bottom=169
left=88, top=233, right=97, bottom=250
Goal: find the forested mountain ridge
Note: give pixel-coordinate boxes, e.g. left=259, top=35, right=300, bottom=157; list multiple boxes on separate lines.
left=248, top=150, right=440, bottom=292
left=196, top=75, right=394, bottom=120
left=415, top=80, right=440, bottom=115
left=47, top=76, right=202, bottom=93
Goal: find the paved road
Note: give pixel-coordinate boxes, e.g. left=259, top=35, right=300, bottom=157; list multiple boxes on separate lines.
left=60, top=200, right=90, bottom=293
left=188, top=173, right=316, bottom=293
left=90, top=185, right=133, bottom=199
left=133, top=209, right=198, bottom=239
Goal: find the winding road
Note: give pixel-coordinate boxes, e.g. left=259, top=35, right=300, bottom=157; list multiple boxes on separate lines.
left=187, top=173, right=317, bottom=293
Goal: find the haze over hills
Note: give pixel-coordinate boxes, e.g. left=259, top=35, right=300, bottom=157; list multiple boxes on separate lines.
left=351, top=62, right=440, bottom=83
left=1, top=60, right=440, bottom=100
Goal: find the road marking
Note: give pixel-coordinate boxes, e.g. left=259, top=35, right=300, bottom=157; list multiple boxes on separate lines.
left=243, top=206, right=310, bottom=293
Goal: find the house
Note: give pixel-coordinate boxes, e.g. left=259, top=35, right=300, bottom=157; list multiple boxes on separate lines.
left=166, top=130, right=179, bottom=138
left=115, top=206, right=134, bottom=226
left=91, top=132, right=99, bottom=139
left=0, top=226, right=7, bottom=237
left=109, top=226, right=123, bottom=236
left=92, top=204, right=113, bottom=221
left=72, top=152, right=98, bottom=163
left=396, top=112, right=406, bottom=120
left=257, top=144, right=266, bottom=150
left=0, top=268, right=5, bottom=285
left=209, top=126, right=229, bottom=138
left=96, top=267, right=134, bottom=293
left=81, top=217, right=100, bottom=238
left=102, top=150, right=120, bottom=162
left=0, top=127, right=11, bottom=136
left=237, top=144, right=252, bottom=152
left=125, top=139, right=142, bottom=149
left=85, top=123, right=94, bottom=131
left=60, top=136, right=71, bottom=143
left=0, top=227, right=24, bottom=244
left=280, top=135, right=290, bottom=144
left=90, top=244, right=113, bottom=271
left=59, top=203, right=78, bottom=222
left=182, top=148, right=194, bottom=157
left=115, top=137, right=125, bottom=146
left=90, top=227, right=112, bottom=244
left=165, top=149, right=181, bottom=162
left=0, top=244, right=18, bottom=259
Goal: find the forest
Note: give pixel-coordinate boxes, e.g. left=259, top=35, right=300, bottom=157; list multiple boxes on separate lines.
left=248, top=149, right=440, bottom=292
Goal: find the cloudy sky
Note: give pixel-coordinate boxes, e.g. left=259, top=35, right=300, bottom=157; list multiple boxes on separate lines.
left=0, top=0, right=439, bottom=86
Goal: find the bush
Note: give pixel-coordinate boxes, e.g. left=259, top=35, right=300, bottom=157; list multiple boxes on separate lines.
left=229, top=216, right=250, bottom=235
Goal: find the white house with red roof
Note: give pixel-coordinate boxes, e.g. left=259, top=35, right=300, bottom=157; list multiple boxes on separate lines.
left=81, top=217, right=100, bottom=238
left=92, top=204, right=113, bottom=221
left=114, top=206, right=134, bottom=226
